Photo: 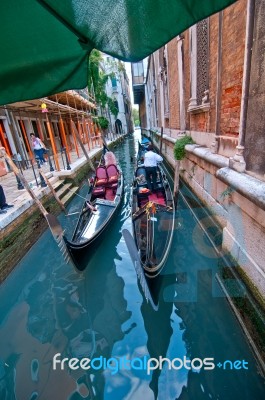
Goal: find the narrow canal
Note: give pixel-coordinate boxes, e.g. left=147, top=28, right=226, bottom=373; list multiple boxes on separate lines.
left=0, top=133, right=264, bottom=400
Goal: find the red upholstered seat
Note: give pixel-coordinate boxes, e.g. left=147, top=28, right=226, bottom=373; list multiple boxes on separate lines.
left=92, top=186, right=106, bottom=198
left=96, top=178, right=108, bottom=186
left=109, top=182, right=118, bottom=189
left=95, top=166, right=108, bottom=186
left=107, top=164, right=119, bottom=184
left=108, top=175, right=118, bottom=183
left=108, top=182, right=118, bottom=193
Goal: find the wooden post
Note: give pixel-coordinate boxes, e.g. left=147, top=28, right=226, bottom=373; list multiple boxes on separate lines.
left=19, top=119, right=33, bottom=158
left=38, top=167, right=67, bottom=214
left=159, top=126, right=164, bottom=154
left=83, top=119, right=90, bottom=150
left=87, top=119, right=93, bottom=150
left=71, top=120, right=95, bottom=172
left=0, top=124, right=11, bottom=156
left=70, top=119, right=80, bottom=158
left=173, top=160, right=180, bottom=202
left=59, top=118, right=71, bottom=163
left=77, top=120, right=84, bottom=143
left=46, top=115, right=60, bottom=171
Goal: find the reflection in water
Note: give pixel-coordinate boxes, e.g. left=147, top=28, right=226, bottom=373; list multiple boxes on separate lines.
left=0, top=224, right=131, bottom=399
left=0, top=134, right=264, bottom=399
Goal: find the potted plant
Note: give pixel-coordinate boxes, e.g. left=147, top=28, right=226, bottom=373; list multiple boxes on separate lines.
left=173, top=134, right=194, bottom=198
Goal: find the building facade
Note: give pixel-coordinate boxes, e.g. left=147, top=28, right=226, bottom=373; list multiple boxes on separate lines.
left=133, top=0, right=265, bottom=300
left=0, top=89, right=101, bottom=175
left=102, top=55, right=133, bottom=135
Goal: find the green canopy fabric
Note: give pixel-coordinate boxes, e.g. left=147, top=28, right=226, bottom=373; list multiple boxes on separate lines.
left=0, top=0, right=237, bottom=106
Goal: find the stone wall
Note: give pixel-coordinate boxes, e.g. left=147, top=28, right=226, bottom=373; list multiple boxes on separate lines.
left=144, top=129, right=265, bottom=304
left=0, top=195, right=60, bottom=282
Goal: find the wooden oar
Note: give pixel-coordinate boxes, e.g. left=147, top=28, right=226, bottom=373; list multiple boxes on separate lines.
left=0, top=148, right=64, bottom=242
left=71, top=121, right=96, bottom=172
left=122, top=228, right=158, bottom=311
left=38, top=166, right=67, bottom=214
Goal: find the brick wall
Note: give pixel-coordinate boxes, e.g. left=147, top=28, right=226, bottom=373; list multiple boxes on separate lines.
left=220, top=0, right=247, bottom=136
left=143, top=0, right=246, bottom=142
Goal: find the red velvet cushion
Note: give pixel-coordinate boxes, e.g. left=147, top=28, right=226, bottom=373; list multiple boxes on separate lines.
left=95, top=178, right=108, bottom=186
left=92, top=187, right=106, bottom=196
left=96, top=166, right=108, bottom=179
left=108, top=175, right=118, bottom=183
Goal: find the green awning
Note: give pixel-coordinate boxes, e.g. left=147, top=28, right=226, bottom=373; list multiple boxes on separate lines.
left=0, top=0, right=237, bottom=106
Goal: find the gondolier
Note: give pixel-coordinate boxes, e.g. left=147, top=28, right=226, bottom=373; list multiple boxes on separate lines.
left=129, top=141, right=174, bottom=276
left=144, top=145, right=163, bottom=192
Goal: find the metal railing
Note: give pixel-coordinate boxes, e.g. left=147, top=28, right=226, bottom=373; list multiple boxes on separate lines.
left=10, top=147, right=72, bottom=190
left=11, top=157, right=47, bottom=190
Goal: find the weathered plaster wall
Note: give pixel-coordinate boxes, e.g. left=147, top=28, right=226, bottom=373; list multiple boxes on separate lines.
left=167, top=38, right=180, bottom=129
left=139, top=97, right=147, bottom=128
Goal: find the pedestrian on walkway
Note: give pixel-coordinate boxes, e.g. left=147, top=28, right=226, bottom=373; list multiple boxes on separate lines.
left=144, top=144, right=163, bottom=192
left=0, top=184, right=14, bottom=214
left=30, top=133, right=46, bottom=164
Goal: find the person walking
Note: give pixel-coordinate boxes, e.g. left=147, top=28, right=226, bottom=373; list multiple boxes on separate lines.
left=0, top=184, right=14, bottom=214
left=144, top=144, right=163, bottom=192
left=30, top=133, right=46, bottom=164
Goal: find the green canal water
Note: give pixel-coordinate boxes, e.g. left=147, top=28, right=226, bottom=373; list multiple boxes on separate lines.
left=0, top=133, right=264, bottom=399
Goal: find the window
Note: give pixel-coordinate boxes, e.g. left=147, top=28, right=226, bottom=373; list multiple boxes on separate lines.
left=196, top=19, right=209, bottom=105
left=188, top=19, right=210, bottom=112
left=132, top=62, right=144, bottom=84
left=111, top=77, right=117, bottom=87
left=114, top=100, right=119, bottom=111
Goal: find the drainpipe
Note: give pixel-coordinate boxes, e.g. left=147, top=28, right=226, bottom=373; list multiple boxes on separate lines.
left=229, top=0, right=255, bottom=172
left=211, top=11, right=223, bottom=153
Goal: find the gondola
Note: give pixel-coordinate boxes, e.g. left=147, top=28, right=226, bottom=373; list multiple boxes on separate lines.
left=64, top=149, right=123, bottom=271
left=123, top=139, right=175, bottom=309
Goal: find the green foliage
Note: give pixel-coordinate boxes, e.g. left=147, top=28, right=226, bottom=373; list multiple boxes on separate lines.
left=173, top=135, right=194, bottom=160
left=107, top=97, right=119, bottom=118
left=132, top=107, right=139, bottom=124
left=220, top=186, right=234, bottom=201
left=97, top=116, right=109, bottom=130
left=87, top=50, right=102, bottom=96
left=88, top=50, right=118, bottom=115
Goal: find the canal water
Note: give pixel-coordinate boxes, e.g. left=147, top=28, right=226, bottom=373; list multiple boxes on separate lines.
left=0, top=133, right=264, bottom=400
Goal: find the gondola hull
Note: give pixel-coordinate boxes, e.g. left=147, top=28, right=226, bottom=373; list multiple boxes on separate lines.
left=131, top=142, right=175, bottom=278
left=123, top=141, right=175, bottom=309
left=64, top=173, right=123, bottom=271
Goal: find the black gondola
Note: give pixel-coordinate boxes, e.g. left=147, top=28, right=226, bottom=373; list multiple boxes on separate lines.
left=64, top=149, right=123, bottom=271
left=123, top=139, right=175, bottom=308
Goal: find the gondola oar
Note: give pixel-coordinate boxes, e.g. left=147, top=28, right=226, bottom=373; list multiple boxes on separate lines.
left=0, top=149, right=73, bottom=264
left=38, top=166, right=67, bottom=214
left=122, top=228, right=158, bottom=311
